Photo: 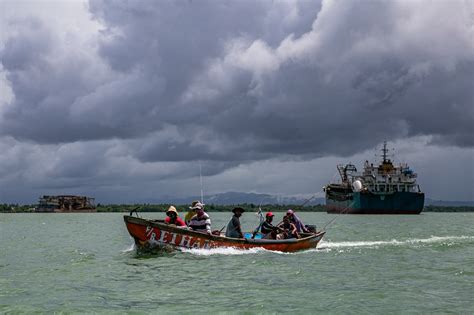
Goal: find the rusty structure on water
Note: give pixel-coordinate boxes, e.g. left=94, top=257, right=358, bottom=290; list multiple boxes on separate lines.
left=36, top=195, right=96, bottom=213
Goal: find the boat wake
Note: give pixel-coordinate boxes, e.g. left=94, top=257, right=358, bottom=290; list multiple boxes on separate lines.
left=319, top=235, right=473, bottom=251
left=180, top=247, right=268, bottom=256
left=125, top=236, right=473, bottom=256
left=182, top=236, right=473, bottom=256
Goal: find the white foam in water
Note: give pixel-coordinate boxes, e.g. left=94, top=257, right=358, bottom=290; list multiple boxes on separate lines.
left=122, top=242, right=136, bottom=253
left=320, top=235, right=473, bottom=250
left=180, top=247, right=269, bottom=256
left=123, top=236, right=473, bottom=255
left=181, top=246, right=329, bottom=256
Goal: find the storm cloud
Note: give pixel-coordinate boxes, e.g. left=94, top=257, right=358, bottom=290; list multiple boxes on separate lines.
left=0, top=0, right=472, bottom=203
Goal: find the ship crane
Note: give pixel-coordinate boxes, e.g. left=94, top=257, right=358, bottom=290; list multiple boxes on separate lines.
left=337, top=164, right=357, bottom=183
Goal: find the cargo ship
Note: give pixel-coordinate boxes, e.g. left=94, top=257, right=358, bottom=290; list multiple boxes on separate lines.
left=325, top=142, right=424, bottom=214
left=35, top=195, right=96, bottom=213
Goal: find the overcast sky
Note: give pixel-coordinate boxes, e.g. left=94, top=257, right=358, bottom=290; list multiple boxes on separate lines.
left=0, top=0, right=473, bottom=204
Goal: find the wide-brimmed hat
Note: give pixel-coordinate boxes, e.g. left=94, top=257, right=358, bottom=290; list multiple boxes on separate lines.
left=189, top=201, right=205, bottom=210
left=232, top=207, right=245, bottom=214
left=166, top=206, right=178, bottom=216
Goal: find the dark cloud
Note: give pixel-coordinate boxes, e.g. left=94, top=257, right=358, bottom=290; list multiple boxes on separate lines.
left=1, top=18, right=53, bottom=71
left=0, top=0, right=472, bottom=202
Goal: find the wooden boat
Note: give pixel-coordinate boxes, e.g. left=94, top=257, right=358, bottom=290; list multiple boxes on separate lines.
left=124, top=214, right=325, bottom=253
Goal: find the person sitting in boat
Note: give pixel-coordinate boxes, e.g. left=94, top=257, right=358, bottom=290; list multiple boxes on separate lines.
left=165, top=206, right=186, bottom=227
left=185, top=200, right=202, bottom=226
left=225, top=207, right=245, bottom=238
left=277, top=215, right=300, bottom=239
left=286, top=209, right=310, bottom=233
left=188, top=204, right=212, bottom=235
left=260, top=212, right=283, bottom=239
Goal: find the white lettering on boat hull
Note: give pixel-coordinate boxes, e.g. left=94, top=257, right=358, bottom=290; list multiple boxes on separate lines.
left=145, top=226, right=211, bottom=249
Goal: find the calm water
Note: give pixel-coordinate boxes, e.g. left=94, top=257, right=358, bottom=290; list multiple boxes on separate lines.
left=1, top=212, right=473, bottom=313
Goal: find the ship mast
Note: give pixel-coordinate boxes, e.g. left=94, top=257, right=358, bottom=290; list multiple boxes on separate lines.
left=381, top=141, right=388, bottom=163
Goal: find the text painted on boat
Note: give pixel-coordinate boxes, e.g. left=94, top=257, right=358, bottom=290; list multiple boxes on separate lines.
left=145, top=226, right=211, bottom=249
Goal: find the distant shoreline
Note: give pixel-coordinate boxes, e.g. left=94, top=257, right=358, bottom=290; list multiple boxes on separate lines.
left=1, top=204, right=473, bottom=213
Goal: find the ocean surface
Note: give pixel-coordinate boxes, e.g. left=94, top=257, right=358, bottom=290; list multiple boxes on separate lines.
left=1, top=212, right=473, bottom=314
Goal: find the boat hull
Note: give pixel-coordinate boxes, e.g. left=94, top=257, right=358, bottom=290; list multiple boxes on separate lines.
left=326, top=190, right=425, bottom=214
left=124, top=215, right=325, bottom=252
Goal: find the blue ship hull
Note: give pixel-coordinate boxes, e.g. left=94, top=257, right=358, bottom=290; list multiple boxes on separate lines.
left=326, top=191, right=425, bottom=214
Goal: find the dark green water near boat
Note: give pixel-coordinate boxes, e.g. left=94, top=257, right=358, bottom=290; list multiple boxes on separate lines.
left=1, top=212, right=473, bottom=313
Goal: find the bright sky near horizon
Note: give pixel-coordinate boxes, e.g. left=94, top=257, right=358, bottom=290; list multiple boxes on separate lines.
left=0, top=0, right=473, bottom=203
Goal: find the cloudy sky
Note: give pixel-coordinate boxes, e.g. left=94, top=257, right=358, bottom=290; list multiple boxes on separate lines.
left=0, top=0, right=473, bottom=204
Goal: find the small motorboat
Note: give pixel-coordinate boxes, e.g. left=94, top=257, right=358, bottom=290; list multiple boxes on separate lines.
left=124, top=213, right=325, bottom=253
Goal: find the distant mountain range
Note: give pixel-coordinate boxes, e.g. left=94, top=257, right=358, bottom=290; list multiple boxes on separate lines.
left=148, top=191, right=325, bottom=206
left=146, top=191, right=473, bottom=207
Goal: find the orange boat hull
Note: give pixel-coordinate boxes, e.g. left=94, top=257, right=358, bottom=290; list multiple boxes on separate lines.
left=124, top=215, right=325, bottom=253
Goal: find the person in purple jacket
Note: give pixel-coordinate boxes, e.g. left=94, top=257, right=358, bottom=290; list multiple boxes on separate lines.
left=286, top=209, right=310, bottom=233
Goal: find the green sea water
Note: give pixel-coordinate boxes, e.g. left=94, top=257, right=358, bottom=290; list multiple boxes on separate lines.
left=1, top=212, right=473, bottom=314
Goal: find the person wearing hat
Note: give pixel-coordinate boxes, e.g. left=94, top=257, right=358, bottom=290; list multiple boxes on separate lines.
left=188, top=203, right=212, bottom=234
left=259, top=212, right=283, bottom=239
left=225, top=207, right=245, bottom=238
left=165, top=206, right=186, bottom=227
left=184, top=200, right=204, bottom=226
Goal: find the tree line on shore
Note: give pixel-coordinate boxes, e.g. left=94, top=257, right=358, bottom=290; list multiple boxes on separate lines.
left=1, top=203, right=473, bottom=213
